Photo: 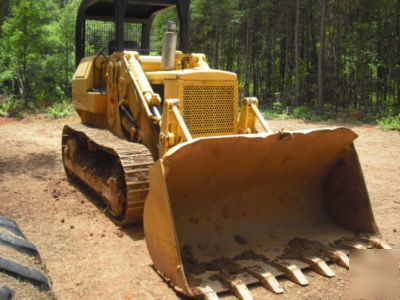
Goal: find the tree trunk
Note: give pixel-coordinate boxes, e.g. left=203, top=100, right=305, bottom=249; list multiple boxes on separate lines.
left=397, top=0, right=400, bottom=106
left=318, top=0, right=327, bottom=111
left=22, top=3, right=29, bottom=103
left=283, top=10, right=291, bottom=102
left=294, top=0, right=301, bottom=106
left=0, top=0, right=10, bottom=27
left=244, top=4, right=251, bottom=95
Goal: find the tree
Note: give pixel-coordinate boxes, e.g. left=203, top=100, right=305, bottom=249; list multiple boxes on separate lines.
left=0, top=0, right=80, bottom=103
left=1, top=0, right=56, bottom=102
left=294, top=0, right=301, bottom=106
left=0, top=0, right=399, bottom=114
left=0, top=0, right=11, bottom=29
left=45, top=0, right=80, bottom=99
left=318, top=0, right=327, bottom=111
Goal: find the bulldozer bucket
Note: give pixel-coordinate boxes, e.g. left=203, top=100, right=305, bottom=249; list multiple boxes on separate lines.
left=144, top=127, right=381, bottom=298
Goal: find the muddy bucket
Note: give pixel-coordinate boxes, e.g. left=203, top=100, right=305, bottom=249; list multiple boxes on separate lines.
left=144, top=128, right=379, bottom=298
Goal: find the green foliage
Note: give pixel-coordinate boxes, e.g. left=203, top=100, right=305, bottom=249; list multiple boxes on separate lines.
left=151, top=9, right=179, bottom=53
left=0, top=0, right=399, bottom=127
left=261, top=102, right=290, bottom=120
left=0, top=0, right=55, bottom=101
left=378, top=114, right=400, bottom=131
left=0, top=97, right=26, bottom=118
left=292, top=106, right=323, bottom=121
left=44, top=0, right=80, bottom=99
left=272, top=102, right=284, bottom=113
left=0, top=0, right=79, bottom=104
left=45, top=101, right=75, bottom=119
left=186, top=0, right=400, bottom=113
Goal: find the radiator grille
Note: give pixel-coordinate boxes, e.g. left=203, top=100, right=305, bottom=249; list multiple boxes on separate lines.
left=180, top=81, right=238, bottom=136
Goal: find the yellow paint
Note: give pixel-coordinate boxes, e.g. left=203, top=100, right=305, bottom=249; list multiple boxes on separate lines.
left=70, top=50, right=380, bottom=298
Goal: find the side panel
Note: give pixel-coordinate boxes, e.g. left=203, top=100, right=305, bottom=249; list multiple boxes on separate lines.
left=72, top=56, right=127, bottom=139
left=72, top=57, right=94, bottom=111
left=72, top=57, right=108, bottom=115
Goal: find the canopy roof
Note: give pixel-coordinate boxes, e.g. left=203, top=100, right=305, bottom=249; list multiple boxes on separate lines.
left=80, top=0, right=179, bottom=23
left=76, top=0, right=190, bottom=64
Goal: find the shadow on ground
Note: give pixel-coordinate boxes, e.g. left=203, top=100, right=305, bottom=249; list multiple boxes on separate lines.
left=120, top=224, right=145, bottom=241
left=0, top=152, right=59, bottom=177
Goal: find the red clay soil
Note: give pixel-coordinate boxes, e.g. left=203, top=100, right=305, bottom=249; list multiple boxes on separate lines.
left=0, top=115, right=398, bottom=300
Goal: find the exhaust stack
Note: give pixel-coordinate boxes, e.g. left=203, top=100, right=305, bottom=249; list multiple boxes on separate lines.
left=161, top=21, right=177, bottom=70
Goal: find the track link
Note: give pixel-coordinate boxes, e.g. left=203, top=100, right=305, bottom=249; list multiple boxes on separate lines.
left=62, top=123, right=154, bottom=225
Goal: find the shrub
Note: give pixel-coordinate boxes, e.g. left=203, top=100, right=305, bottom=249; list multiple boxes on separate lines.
left=261, top=102, right=290, bottom=120
left=292, top=106, right=322, bottom=121
left=378, top=114, right=400, bottom=131
left=46, top=101, right=74, bottom=119
left=0, top=97, right=26, bottom=118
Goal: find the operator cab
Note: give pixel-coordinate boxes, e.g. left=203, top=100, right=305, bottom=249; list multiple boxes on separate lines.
left=74, top=0, right=239, bottom=145
left=75, top=0, right=190, bottom=65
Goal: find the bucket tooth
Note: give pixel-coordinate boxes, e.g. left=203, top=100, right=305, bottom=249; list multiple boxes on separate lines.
left=369, top=238, right=391, bottom=249
left=231, top=283, right=253, bottom=300
left=221, top=272, right=253, bottom=300
left=246, top=268, right=284, bottom=294
left=274, top=261, right=309, bottom=286
left=342, top=240, right=369, bottom=250
left=195, top=286, right=219, bottom=300
left=359, top=235, right=392, bottom=249
left=327, top=250, right=349, bottom=269
left=302, top=256, right=335, bottom=277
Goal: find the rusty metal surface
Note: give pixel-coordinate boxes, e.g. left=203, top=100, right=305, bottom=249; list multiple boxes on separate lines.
left=144, top=127, right=382, bottom=298
left=62, top=123, right=153, bottom=224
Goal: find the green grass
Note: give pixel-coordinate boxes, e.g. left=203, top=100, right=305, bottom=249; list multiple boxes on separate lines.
left=0, top=97, right=75, bottom=119
left=45, top=101, right=75, bottom=119
left=291, top=106, right=324, bottom=121
left=377, top=114, right=400, bottom=131
left=1, top=96, right=399, bottom=131
left=260, top=104, right=326, bottom=122
left=261, top=103, right=400, bottom=131
left=260, top=102, right=290, bottom=120
left=0, top=97, right=26, bottom=118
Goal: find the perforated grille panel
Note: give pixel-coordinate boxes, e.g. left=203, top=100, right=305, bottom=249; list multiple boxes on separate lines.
left=85, top=20, right=115, bottom=56
left=179, top=81, right=238, bottom=137
left=85, top=20, right=141, bottom=56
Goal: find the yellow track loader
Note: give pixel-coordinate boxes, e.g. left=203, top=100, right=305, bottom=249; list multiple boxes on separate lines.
left=62, top=0, right=390, bottom=299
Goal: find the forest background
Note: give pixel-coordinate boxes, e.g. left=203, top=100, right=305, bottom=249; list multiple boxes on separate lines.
left=0, top=0, right=399, bottom=129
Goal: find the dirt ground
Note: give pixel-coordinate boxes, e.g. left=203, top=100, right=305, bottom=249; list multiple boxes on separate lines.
left=0, top=114, right=399, bottom=300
